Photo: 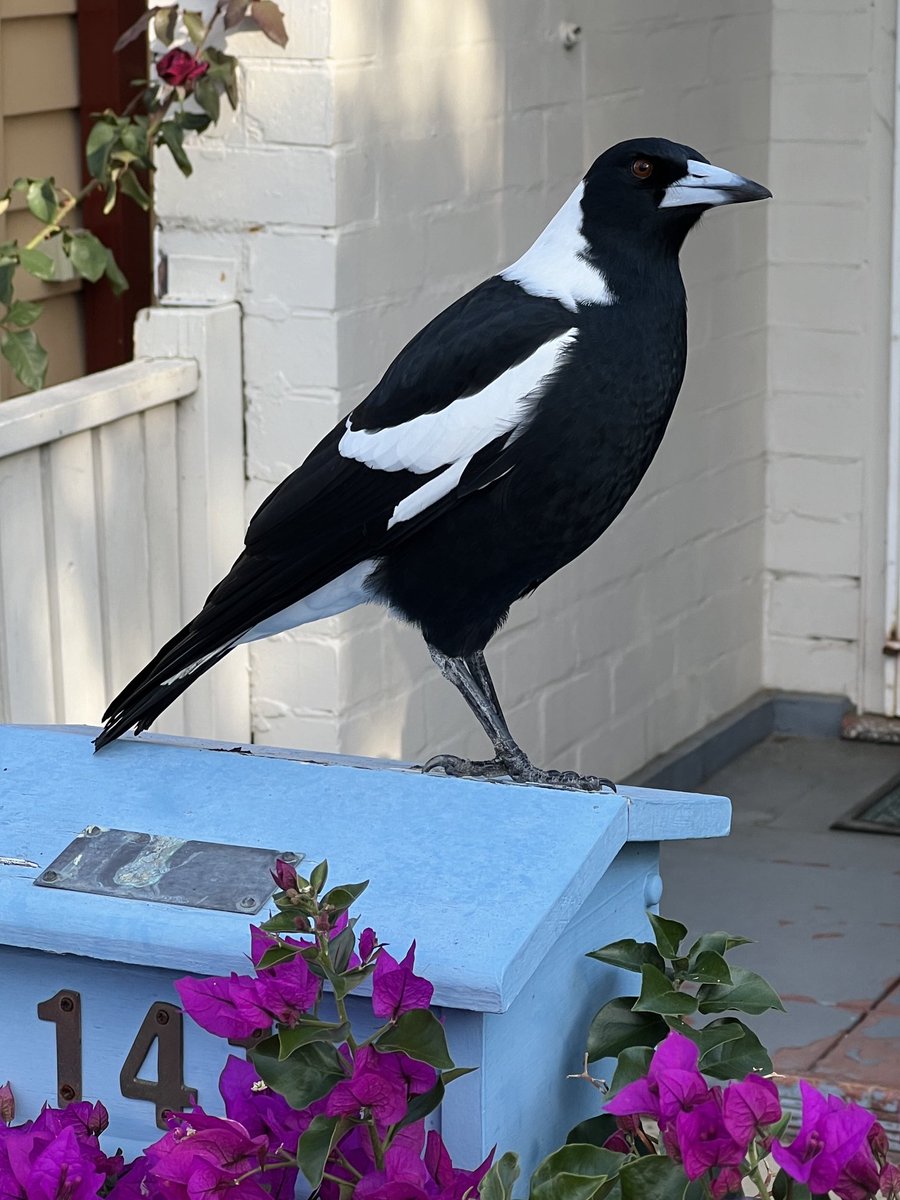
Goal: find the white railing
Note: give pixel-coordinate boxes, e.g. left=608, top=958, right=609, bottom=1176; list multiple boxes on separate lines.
left=0, top=303, right=250, bottom=743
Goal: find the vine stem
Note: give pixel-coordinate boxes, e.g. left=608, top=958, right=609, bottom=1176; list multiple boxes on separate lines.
left=746, top=1147, right=774, bottom=1200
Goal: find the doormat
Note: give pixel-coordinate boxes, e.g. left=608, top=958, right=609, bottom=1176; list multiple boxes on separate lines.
left=832, top=773, right=900, bottom=835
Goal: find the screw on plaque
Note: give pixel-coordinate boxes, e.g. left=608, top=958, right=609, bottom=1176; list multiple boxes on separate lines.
left=42, top=870, right=58, bottom=883
left=279, top=852, right=299, bottom=863
left=239, top=896, right=257, bottom=909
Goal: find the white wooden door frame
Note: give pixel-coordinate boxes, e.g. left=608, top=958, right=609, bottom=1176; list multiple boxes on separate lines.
left=884, top=4, right=900, bottom=716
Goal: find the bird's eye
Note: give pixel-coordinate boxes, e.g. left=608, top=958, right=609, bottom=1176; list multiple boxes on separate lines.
left=631, top=158, right=654, bottom=180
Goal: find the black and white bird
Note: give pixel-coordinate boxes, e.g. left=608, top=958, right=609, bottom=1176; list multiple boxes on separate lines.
left=96, top=138, right=770, bottom=789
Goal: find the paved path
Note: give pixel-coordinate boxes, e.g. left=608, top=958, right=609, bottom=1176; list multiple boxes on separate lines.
left=662, top=734, right=900, bottom=1138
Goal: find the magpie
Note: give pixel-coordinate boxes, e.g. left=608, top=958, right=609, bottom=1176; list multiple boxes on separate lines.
left=95, top=138, right=770, bottom=789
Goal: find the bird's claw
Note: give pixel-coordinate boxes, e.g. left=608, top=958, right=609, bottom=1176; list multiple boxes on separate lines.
left=421, top=754, right=616, bottom=793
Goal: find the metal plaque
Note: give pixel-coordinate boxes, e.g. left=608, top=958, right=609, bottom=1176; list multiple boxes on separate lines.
left=832, top=773, right=900, bottom=836
left=33, top=827, right=303, bottom=913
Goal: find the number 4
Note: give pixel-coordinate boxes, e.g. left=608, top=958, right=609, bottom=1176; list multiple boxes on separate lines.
left=119, top=1002, right=196, bottom=1128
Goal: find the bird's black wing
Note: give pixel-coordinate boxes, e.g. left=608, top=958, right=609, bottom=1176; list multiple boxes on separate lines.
left=96, top=277, right=575, bottom=747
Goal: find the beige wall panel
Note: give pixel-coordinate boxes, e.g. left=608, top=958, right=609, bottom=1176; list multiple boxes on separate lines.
left=2, top=291, right=84, bottom=399
left=0, top=1, right=75, bottom=16
left=0, top=15, right=78, bottom=117
left=4, top=110, right=81, bottom=204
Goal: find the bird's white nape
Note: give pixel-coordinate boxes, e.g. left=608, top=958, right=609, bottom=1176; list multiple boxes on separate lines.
left=500, top=181, right=614, bottom=312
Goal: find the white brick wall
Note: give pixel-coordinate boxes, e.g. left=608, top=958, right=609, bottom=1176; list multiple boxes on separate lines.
left=764, top=0, right=896, bottom=708
left=156, top=0, right=773, bottom=778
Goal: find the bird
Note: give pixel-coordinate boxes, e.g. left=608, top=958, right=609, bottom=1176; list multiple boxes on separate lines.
left=95, top=137, right=770, bottom=790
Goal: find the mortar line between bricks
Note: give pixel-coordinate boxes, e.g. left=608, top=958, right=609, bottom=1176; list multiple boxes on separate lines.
left=805, top=976, right=900, bottom=1073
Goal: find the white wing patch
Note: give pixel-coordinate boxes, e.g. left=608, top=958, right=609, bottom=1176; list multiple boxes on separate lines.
left=339, top=329, right=578, bottom=478
left=501, top=181, right=615, bottom=312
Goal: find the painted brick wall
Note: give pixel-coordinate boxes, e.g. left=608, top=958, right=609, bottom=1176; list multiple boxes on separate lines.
left=764, top=0, right=895, bottom=711
left=155, top=0, right=771, bottom=778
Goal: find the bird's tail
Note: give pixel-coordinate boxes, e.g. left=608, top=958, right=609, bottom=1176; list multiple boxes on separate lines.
left=93, top=616, right=235, bottom=752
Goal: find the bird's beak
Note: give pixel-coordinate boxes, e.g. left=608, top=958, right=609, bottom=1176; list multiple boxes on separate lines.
left=659, top=159, right=772, bottom=209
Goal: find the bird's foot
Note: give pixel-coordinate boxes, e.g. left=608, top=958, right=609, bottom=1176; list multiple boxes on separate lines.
left=422, top=752, right=616, bottom=793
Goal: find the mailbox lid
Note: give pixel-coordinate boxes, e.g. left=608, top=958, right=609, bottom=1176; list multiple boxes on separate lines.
left=0, top=725, right=729, bottom=1012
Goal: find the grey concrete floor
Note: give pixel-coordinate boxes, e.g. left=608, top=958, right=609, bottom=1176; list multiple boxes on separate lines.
left=661, top=733, right=900, bottom=1127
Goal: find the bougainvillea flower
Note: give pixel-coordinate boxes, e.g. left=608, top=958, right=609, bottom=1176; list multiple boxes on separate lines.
left=360, top=927, right=378, bottom=962
left=324, top=1046, right=409, bottom=1131
left=604, top=1031, right=709, bottom=1126
left=772, top=1080, right=876, bottom=1197
left=880, top=1162, right=900, bottom=1199
left=218, top=1056, right=310, bottom=1200
left=721, top=1074, right=781, bottom=1145
left=354, top=1123, right=433, bottom=1200
left=255, top=952, right=321, bottom=1023
left=671, top=1093, right=746, bottom=1179
left=175, top=972, right=273, bottom=1039
left=710, top=1165, right=744, bottom=1200
left=106, top=1157, right=151, bottom=1199
left=157, top=46, right=209, bottom=88
left=424, top=1128, right=494, bottom=1200
left=143, top=1108, right=269, bottom=1197
left=11, top=1124, right=105, bottom=1200
left=372, top=942, right=434, bottom=1021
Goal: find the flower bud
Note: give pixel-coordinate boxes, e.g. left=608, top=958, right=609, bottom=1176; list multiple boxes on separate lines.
left=880, top=1163, right=900, bottom=1200
left=271, top=858, right=298, bottom=892
left=868, top=1121, right=889, bottom=1162
left=0, top=1082, right=14, bottom=1124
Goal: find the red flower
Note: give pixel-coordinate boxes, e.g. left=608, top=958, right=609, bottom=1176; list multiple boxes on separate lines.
left=157, top=47, right=208, bottom=88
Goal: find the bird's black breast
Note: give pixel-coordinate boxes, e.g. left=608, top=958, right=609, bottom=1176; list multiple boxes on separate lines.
left=373, top=278, right=689, bottom=657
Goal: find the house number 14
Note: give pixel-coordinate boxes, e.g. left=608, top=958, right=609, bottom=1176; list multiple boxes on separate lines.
left=37, top=990, right=196, bottom=1129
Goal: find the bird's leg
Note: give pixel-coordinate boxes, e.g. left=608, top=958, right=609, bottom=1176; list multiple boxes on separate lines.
left=422, top=646, right=615, bottom=793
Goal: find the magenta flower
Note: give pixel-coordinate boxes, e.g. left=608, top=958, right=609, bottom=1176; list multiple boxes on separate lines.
left=710, top=1165, right=744, bottom=1200
left=255, top=952, right=321, bottom=1024
left=355, top=1123, right=433, bottom=1200
left=772, top=1081, right=877, bottom=1199
left=605, top=1031, right=709, bottom=1126
left=143, top=1108, right=270, bottom=1198
left=721, top=1074, right=781, bottom=1145
left=671, top=1092, right=746, bottom=1180
left=157, top=46, right=209, bottom=88
left=23, top=1124, right=106, bottom=1200
left=106, top=1157, right=151, bottom=1199
left=424, top=1128, right=494, bottom=1200
left=881, top=1162, right=900, bottom=1199
left=372, top=942, right=434, bottom=1021
left=175, top=971, right=273, bottom=1039
left=360, top=927, right=378, bottom=962
left=325, top=1046, right=410, bottom=1131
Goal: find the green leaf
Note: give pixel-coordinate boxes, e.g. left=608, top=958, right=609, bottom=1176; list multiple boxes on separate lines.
left=1, top=328, right=48, bottom=391
left=773, top=1170, right=812, bottom=1200
left=85, top=120, right=120, bottom=181
left=153, top=5, right=179, bottom=45
left=375, top=1009, right=454, bottom=1069
left=696, top=966, right=785, bottom=1016
left=183, top=9, right=207, bottom=46
left=4, top=300, right=42, bottom=328
left=686, top=932, right=753, bottom=962
left=104, top=247, right=128, bottom=295
left=18, top=248, right=55, bottom=281
left=296, top=1114, right=341, bottom=1187
left=224, top=0, right=252, bottom=28
left=586, top=997, right=667, bottom=1063
left=26, top=180, right=57, bottom=225
left=331, top=961, right=376, bottom=999
left=0, top=262, right=14, bottom=307
left=250, top=1036, right=345, bottom=1109
left=441, top=1065, right=475, bottom=1084
left=179, top=111, right=213, bottom=133
left=322, top=880, right=369, bottom=913
left=66, top=231, right=108, bottom=282
left=310, top=860, right=328, bottom=895
left=567, top=1115, right=619, bottom=1148
left=249, top=0, right=289, bottom=47
left=529, top=1144, right=624, bottom=1200
left=607, top=1046, right=653, bottom=1098
left=194, top=76, right=221, bottom=122
left=396, top=1076, right=444, bottom=1131
left=330, top=926, right=356, bottom=974
left=632, top=965, right=697, bottom=1017
left=618, top=1156, right=688, bottom=1200
left=481, top=1152, right=521, bottom=1200
left=681, top=951, right=731, bottom=986
left=262, top=911, right=303, bottom=933
left=277, top=1019, right=350, bottom=1059
left=696, top=1018, right=772, bottom=1080
left=665, top=1017, right=744, bottom=1064
left=587, top=940, right=667, bottom=975
left=257, top=944, right=300, bottom=970
left=158, top=121, right=192, bottom=176
left=113, top=9, right=152, bottom=53
left=647, top=914, right=687, bottom=960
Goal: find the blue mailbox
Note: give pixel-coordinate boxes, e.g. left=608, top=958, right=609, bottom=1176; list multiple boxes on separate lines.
left=0, top=725, right=729, bottom=1180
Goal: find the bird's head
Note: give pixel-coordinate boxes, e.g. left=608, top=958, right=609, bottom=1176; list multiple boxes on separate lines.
left=580, top=137, right=771, bottom=257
